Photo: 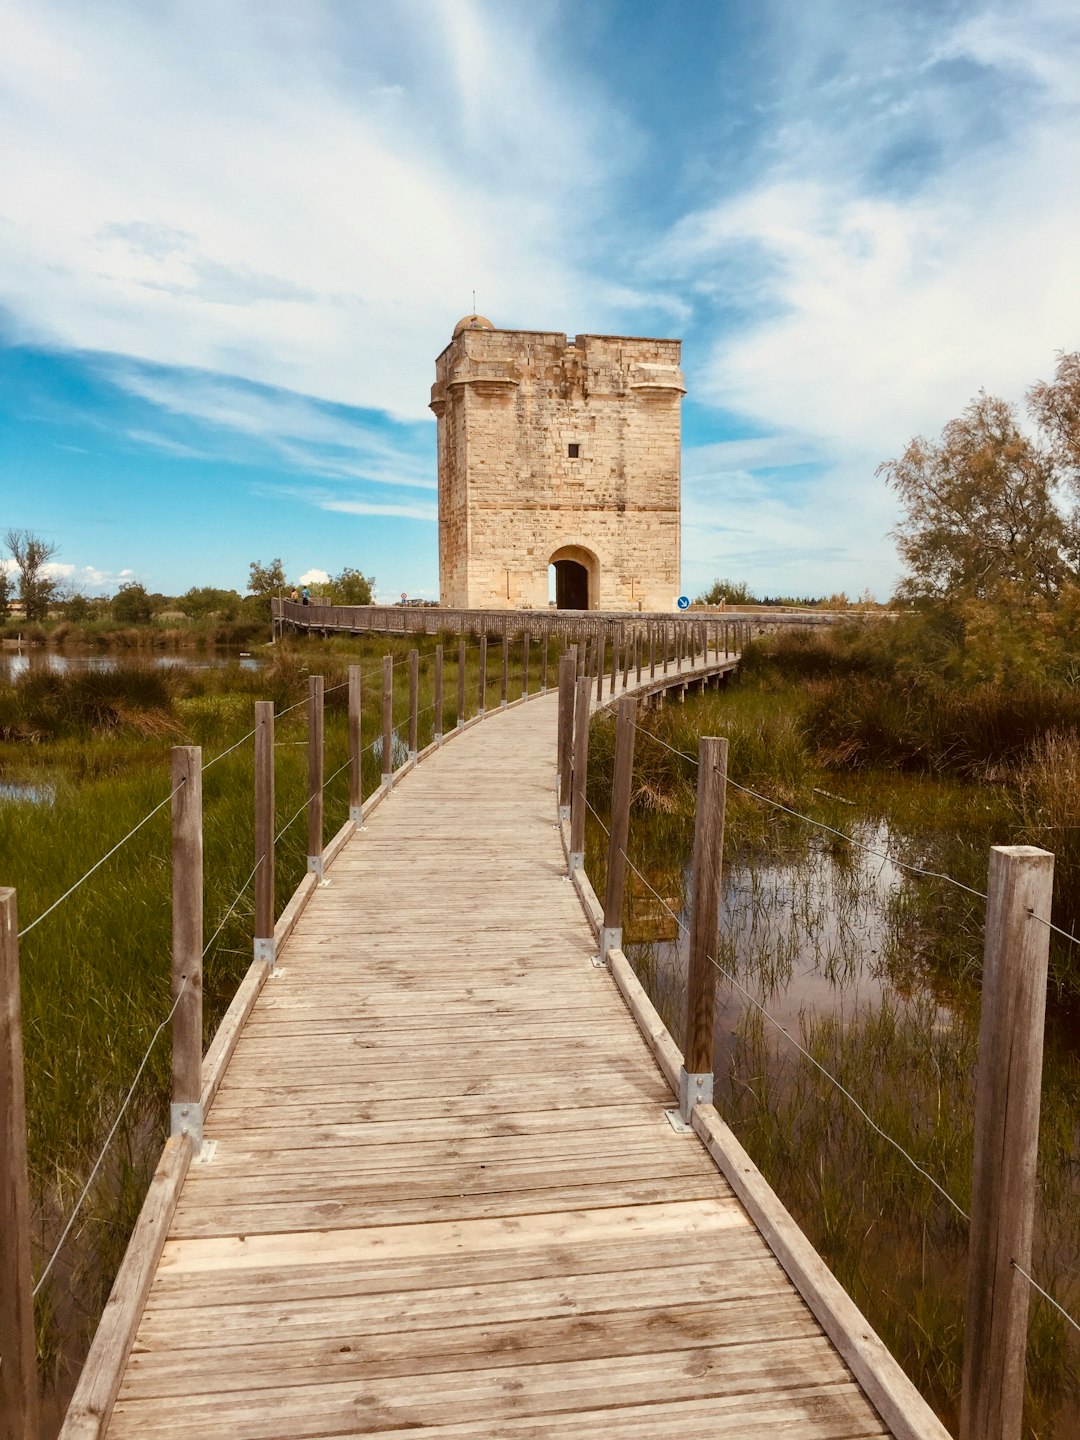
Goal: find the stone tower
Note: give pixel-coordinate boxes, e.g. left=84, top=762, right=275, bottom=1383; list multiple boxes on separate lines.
left=431, top=316, right=684, bottom=611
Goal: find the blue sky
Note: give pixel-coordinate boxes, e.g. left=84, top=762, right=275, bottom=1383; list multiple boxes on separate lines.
left=1, top=0, right=1078, bottom=603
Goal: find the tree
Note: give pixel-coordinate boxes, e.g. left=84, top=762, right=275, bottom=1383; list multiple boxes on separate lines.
left=0, top=564, right=11, bottom=615
left=880, top=393, right=1076, bottom=604
left=247, top=558, right=287, bottom=620
left=327, top=567, right=374, bottom=605
left=696, top=578, right=756, bottom=605
left=1029, top=350, right=1080, bottom=482
left=5, top=528, right=59, bottom=620
left=178, top=586, right=242, bottom=620
left=111, top=582, right=154, bottom=625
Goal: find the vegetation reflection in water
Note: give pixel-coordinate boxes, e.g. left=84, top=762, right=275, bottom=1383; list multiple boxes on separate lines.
left=583, top=660, right=1080, bottom=1439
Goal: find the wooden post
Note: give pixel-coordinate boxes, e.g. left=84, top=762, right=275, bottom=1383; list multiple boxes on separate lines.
left=622, top=627, right=631, bottom=691
left=636, top=629, right=642, bottom=685
left=601, top=695, right=637, bottom=962
left=381, top=654, right=393, bottom=789
left=680, top=736, right=727, bottom=1121
left=557, top=653, right=575, bottom=820
left=433, top=644, right=444, bottom=743
left=501, top=631, right=509, bottom=708
left=254, top=701, right=275, bottom=967
left=457, top=637, right=466, bottom=728
left=348, top=666, right=362, bottom=821
left=307, top=676, right=324, bottom=880
left=522, top=627, right=530, bottom=699
left=569, top=674, right=592, bottom=872
left=0, top=889, right=39, bottom=1440
left=960, top=845, right=1054, bottom=1440
left=541, top=633, right=548, bottom=692
left=407, top=648, right=419, bottom=758
left=649, top=623, right=656, bottom=677
left=609, top=630, right=619, bottom=698
left=478, top=634, right=488, bottom=714
left=171, top=745, right=203, bottom=1151
left=595, top=632, right=606, bottom=704
left=663, top=622, right=670, bottom=674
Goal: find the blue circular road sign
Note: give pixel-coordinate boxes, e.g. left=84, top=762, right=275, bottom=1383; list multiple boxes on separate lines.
left=677, top=595, right=690, bottom=610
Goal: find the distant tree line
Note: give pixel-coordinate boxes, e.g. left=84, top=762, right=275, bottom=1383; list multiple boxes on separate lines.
left=0, top=539, right=375, bottom=626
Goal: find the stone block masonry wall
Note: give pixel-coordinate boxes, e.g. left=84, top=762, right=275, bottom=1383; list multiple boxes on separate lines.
left=431, top=321, right=683, bottom=611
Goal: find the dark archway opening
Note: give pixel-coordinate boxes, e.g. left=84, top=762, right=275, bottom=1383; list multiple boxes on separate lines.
left=553, top=559, right=589, bottom=611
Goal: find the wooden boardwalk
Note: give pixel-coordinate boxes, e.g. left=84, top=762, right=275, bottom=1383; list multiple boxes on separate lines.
left=103, top=685, right=908, bottom=1438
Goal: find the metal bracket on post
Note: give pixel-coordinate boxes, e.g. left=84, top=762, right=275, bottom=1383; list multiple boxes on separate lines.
left=558, top=803, right=570, bottom=823
left=254, top=936, right=276, bottom=973
left=307, top=854, right=328, bottom=885
left=349, top=804, right=363, bottom=825
left=599, top=925, right=621, bottom=965
left=171, top=1100, right=204, bottom=1154
left=568, top=851, right=584, bottom=874
left=678, top=1067, right=713, bottom=1123
left=380, top=772, right=393, bottom=792
left=408, top=748, right=417, bottom=762
left=435, top=730, right=444, bottom=747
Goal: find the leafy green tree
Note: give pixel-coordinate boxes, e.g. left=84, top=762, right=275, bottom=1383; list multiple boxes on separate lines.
left=178, top=586, right=242, bottom=620
left=4, top=528, right=59, bottom=620
left=0, top=564, right=11, bottom=614
left=247, top=558, right=287, bottom=619
left=881, top=392, right=1076, bottom=603
left=111, top=582, right=153, bottom=624
left=327, top=567, right=374, bottom=605
left=62, top=592, right=91, bottom=622
left=696, top=578, right=756, bottom=605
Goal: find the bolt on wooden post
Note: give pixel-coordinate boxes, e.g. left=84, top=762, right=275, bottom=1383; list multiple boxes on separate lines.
left=680, top=736, right=728, bottom=1122
left=557, top=653, right=575, bottom=821
left=171, top=746, right=203, bottom=1152
left=0, top=888, right=39, bottom=1440
left=457, top=637, right=466, bottom=728
left=569, top=674, right=592, bottom=872
left=307, top=676, right=325, bottom=880
left=407, top=649, right=419, bottom=759
left=381, top=654, right=394, bottom=789
left=433, top=644, right=444, bottom=743
left=601, top=695, right=638, bottom=963
left=960, top=845, right=1054, bottom=1440
left=253, top=701, right=275, bottom=967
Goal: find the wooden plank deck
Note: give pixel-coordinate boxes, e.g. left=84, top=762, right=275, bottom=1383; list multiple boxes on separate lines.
left=104, top=686, right=895, bottom=1439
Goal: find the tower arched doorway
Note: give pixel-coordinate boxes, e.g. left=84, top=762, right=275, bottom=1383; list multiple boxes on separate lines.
left=548, top=545, right=599, bottom=611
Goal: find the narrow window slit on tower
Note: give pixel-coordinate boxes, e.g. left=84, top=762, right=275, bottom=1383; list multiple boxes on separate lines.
left=568, top=443, right=580, bottom=459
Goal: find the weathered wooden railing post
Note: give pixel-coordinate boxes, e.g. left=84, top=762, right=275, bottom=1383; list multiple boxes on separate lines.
left=960, top=845, right=1054, bottom=1440
left=541, top=632, right=548, bottom=692
left=433, top=644, right=444, bottom=744
left=407, top=649, right=419, bottom=760
left=347, top=665, right=362, bottom=821
left=595, top=632, right=606, bottom=704
left=254, top=701, right=276, bottom=968
left=478, top=634, right=488, bottom=715
left=663, top=622, right=670, bottom=674
left=569, top=674, right=592, bottom=872
left=635, top=628, right=642, bottom=685
left=557, top=653, right=575, bottom=822
left=1, top=888, right=39, bottom=1440
left=679, top=736, right=727, bottom=1123
left=608, top=629, right=619, bottom=698
left=171, top=745, right=203, bottom=1153
left=649, top=623, right=656, bottom=677
left=381, top=654, right=393, bottom=790
left=500, top=631, right=509, bottom=708
left=457, top=637, right=466, bottom=728
left=601, top=695, right=637, bottom=964
left=307, top=676, right=325, bottom=881
left=622, top=627, right=631, bottom=691
left=522, top=627, right=530, bottom=699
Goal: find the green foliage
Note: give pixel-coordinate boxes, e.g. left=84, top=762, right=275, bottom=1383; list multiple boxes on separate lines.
left=110, top=582, right=154, bottom=624
left=177, top=585, right=243, bottom=620
left=326, top=566, right=375, bottom=605
left=696, top=577, right=757, bottom=605
left=5, top=527, right=59, bottom=620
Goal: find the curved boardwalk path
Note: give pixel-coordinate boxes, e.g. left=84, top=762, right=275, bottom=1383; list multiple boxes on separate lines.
left=106, top=690, right=894, bottom=1438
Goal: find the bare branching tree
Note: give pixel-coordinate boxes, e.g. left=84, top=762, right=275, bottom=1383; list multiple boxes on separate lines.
left=5, top=528, right=60, bottom=621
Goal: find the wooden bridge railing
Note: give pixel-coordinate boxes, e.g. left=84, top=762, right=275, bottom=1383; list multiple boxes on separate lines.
left=556, top=669, right=1062, bottom=1440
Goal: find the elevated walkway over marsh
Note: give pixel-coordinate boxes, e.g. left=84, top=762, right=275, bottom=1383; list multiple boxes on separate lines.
left=56, top=650, right=947, bottom=1440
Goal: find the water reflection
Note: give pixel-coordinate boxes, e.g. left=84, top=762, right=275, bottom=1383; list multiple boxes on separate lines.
left=0, top=650, right=263, bottom=680
left=0, top=780, right=56, bottom=805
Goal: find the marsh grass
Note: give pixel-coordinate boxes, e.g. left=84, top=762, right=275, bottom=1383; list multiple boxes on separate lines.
left=582, top=652, right=1080, bottom=1436
left=1, top=628, right=548, bottom=1407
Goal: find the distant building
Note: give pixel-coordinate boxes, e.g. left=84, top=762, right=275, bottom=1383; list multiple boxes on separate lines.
left=431, top=316, right=684, bottom=611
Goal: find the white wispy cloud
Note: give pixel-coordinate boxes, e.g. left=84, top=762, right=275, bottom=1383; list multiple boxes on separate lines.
left=320, top=499, right=437, bottom=522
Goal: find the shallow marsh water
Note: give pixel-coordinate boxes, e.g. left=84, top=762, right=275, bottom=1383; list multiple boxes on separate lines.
left=601, top=747, right=1080, bottom=1435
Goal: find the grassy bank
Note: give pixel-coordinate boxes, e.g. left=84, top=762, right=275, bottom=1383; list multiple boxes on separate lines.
left=582, top=634, right=1080, bottom=1435
left=0, top=628, right=554, bottom=1413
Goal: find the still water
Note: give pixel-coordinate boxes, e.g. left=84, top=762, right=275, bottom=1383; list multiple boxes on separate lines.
left=0, top=648, right=263, bottom=680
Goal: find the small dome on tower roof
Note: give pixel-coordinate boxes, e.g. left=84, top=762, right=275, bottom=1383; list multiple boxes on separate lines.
left=453, top=313, right=495, bottom=336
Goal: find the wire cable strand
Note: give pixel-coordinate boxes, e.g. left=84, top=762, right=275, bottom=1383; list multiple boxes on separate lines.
left=1011, top=1261, right=1080, bottom=1336
left=33, top=978, right=187, bottom=1299
left=201, top=725, right=257, bottom=772
left=18, top=779, right=186, bottom=940
left=202, top=858, right=262, bottom=959
left=617, top=844, right=970, bottom=1222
